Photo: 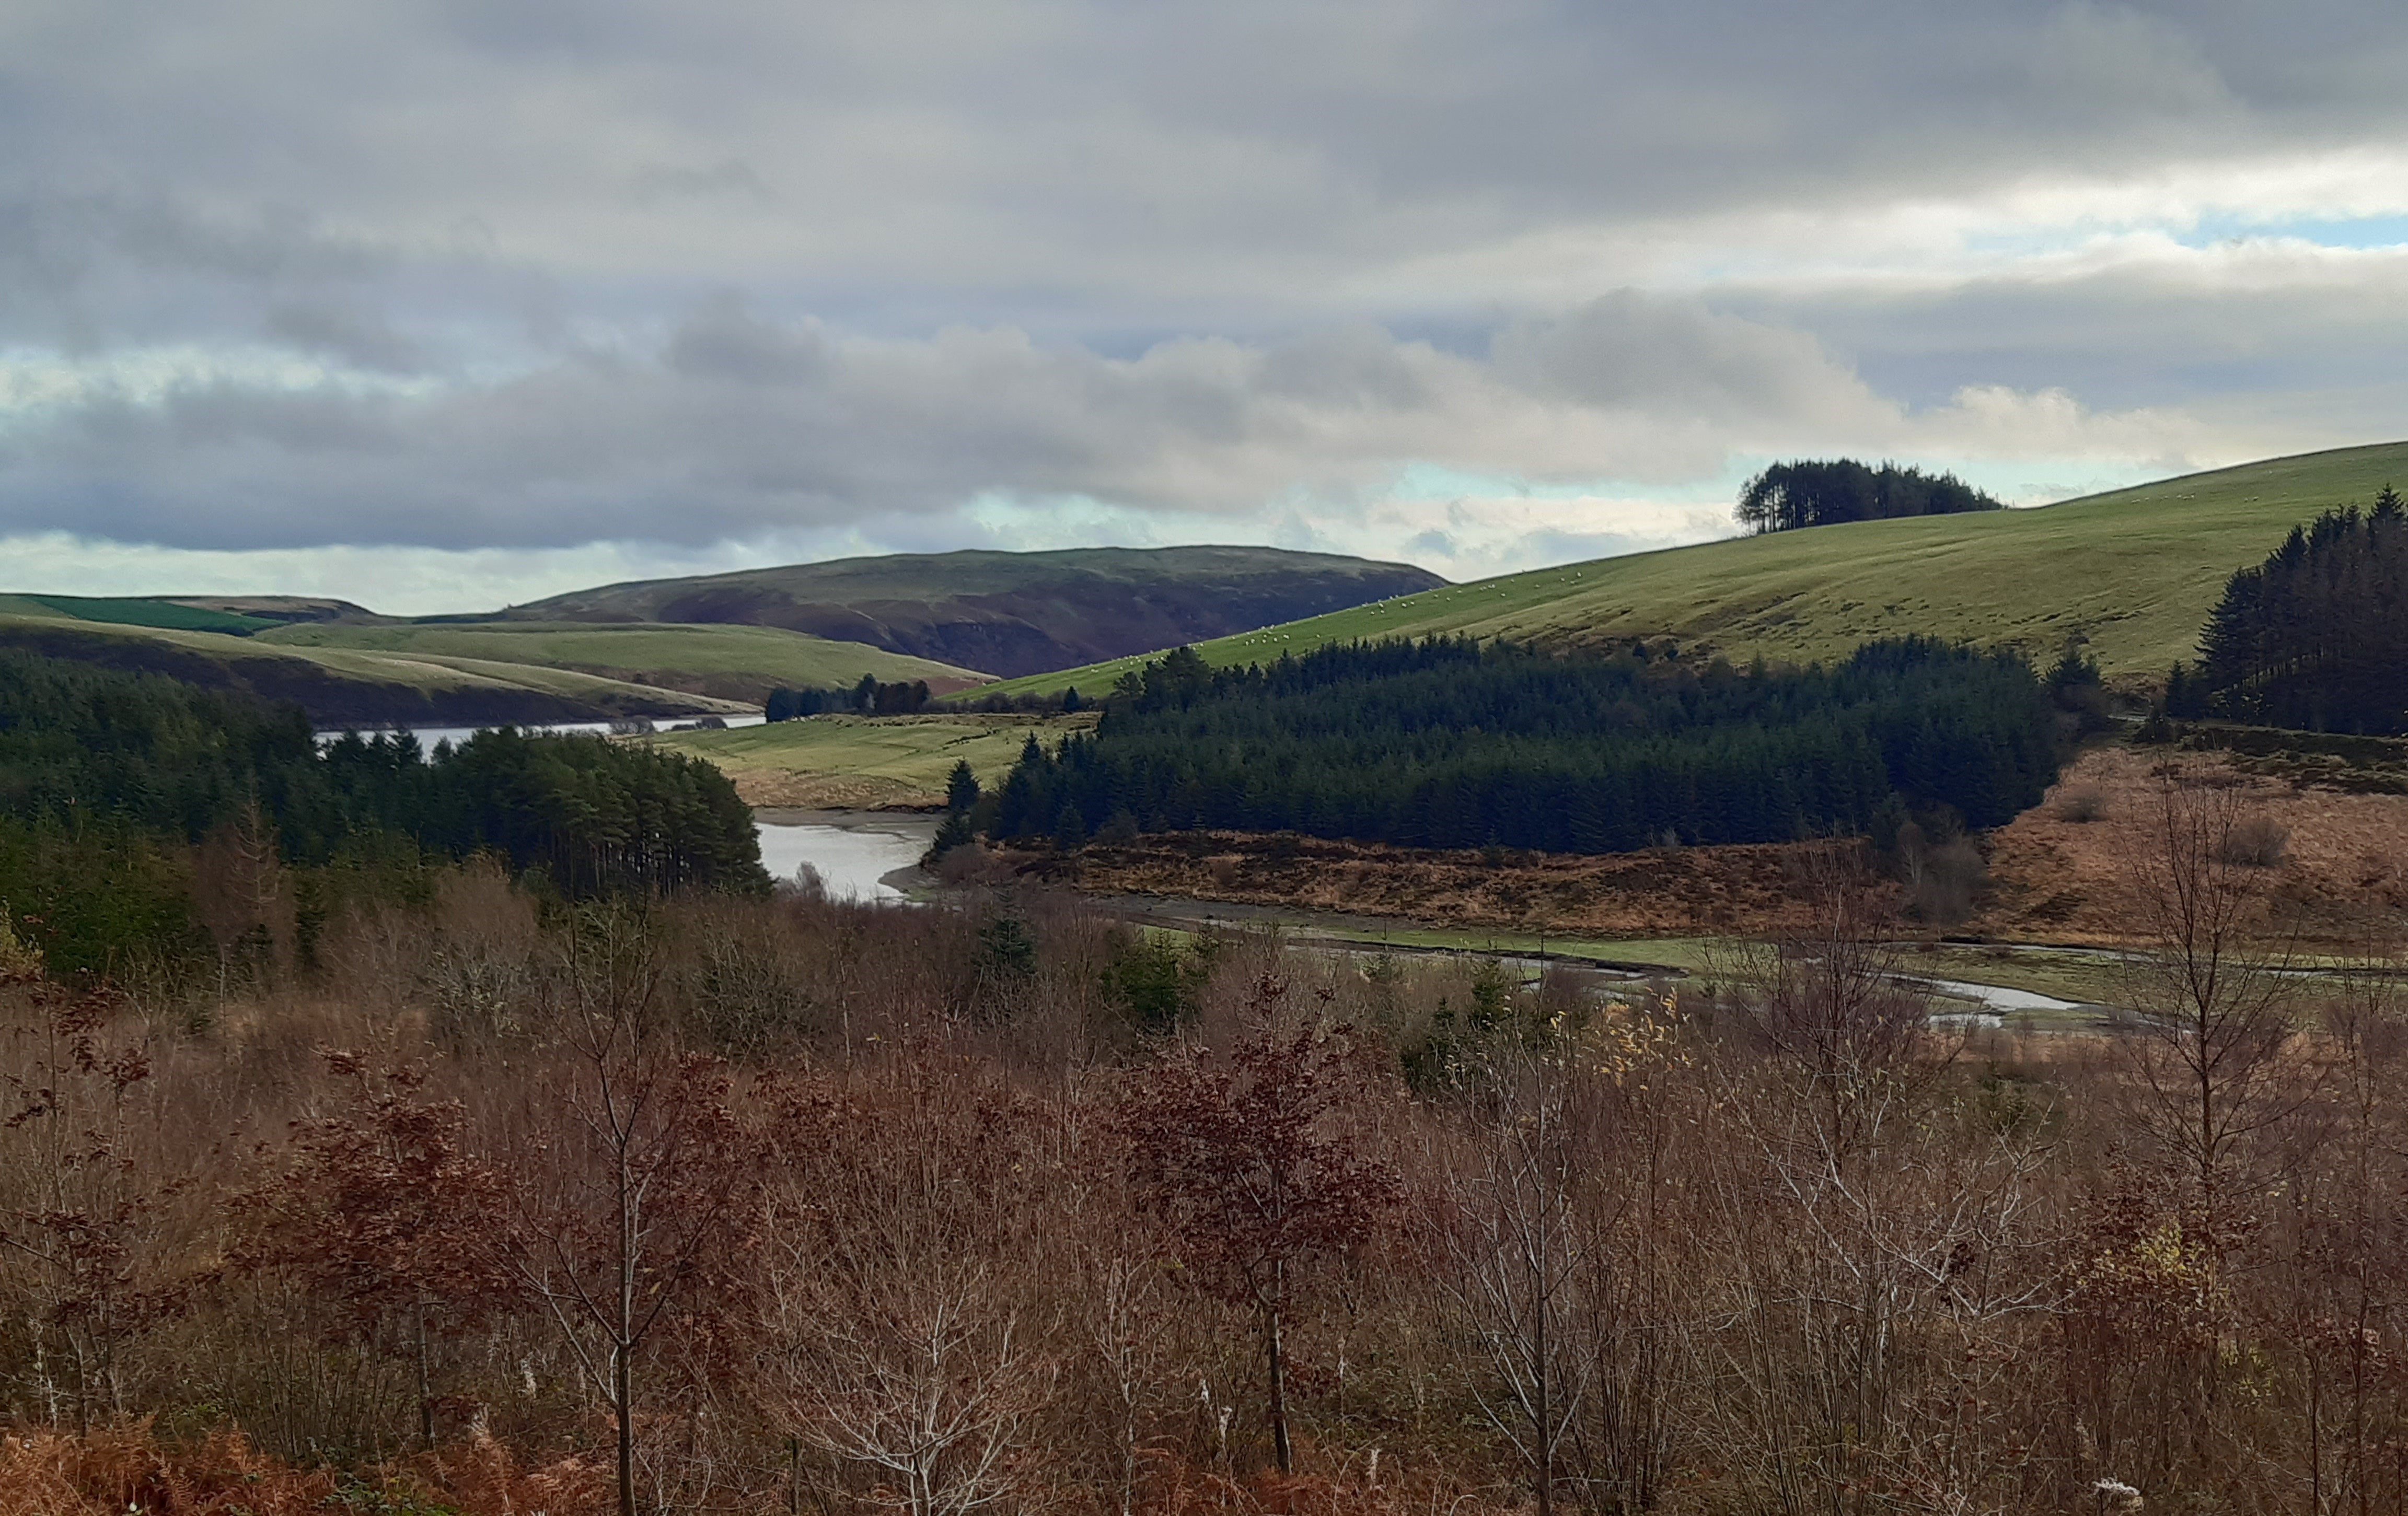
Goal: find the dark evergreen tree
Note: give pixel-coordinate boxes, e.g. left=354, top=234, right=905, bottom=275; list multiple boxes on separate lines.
left=0, top=651, right=769, bottom=898
left=2197, top=492, right=2408, bottom=732
left=945, top=759, right=981, bottom=813
left=1736, top=460, right=2006, bottom=534
left=928, top=809, right=975, bottom=862
left=994, top=636, right=2057, bottom=856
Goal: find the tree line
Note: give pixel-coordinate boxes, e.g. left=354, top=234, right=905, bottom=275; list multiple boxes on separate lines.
left=991, top=636, right=2061, bottom=854
left=2173, top=488, right=2408, bottom=733
left=1736, top=458, right=2006, bottom=533
left=0, top=651, right=764, bottom=978
left=765, top=673, right=934, bottom=720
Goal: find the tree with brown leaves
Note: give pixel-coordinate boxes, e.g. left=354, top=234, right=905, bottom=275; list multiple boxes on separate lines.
left=1120, top=976, right=1398, bottom=1474
left=234, top=1051, right=513, bottom=1450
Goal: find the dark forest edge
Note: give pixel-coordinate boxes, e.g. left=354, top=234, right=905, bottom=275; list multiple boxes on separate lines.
left=0, top=651, right=764, bottom=984
left=2168, top=486, right=2408, bottom=733
left=984, top=635, right=2069, bottom=857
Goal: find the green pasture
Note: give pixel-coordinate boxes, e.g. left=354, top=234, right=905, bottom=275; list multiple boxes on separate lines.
left=259, top=620, right=979, bottom=698
left=645, top=712, right=1094, bottom=799
left=971, top=440, right=2408, bottom=698
left=3, top=594, right=275, bottom=634
left=0, top=609, right=754, bottom=713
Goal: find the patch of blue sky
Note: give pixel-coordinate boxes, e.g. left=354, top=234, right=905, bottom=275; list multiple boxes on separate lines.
left=1949, top=213, right=2408, bottom=259
left=2172, top=213, right=2408, bottom=251
left=1941, top=211, right=2408, bottom=263
left=1386, top=461, right=1750, bottom=505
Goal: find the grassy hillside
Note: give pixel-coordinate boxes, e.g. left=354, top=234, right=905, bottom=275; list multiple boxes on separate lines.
left=645, top=712, right=1093, bottom=809
left=19, top=594, right=279, bottom=634
left=257, top=621, right=983, bottom=704
left=0, top=611, right=756, bottom=727
left=974, top=441, right=2408, bottom=697
left=503, top=545, right=1445, bottom=678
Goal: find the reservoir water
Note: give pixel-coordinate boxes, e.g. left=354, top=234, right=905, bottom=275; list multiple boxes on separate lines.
left=754, top=810, right=939, bottom=902
left=313, top=715, right=767, bottom=748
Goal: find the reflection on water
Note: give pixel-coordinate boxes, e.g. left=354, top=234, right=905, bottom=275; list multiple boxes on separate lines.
left=313, top=715, right=767, bottom=748
left=754, top=817, right=937, bottom=902
left=1916, top=976, right=2087, bottom=1014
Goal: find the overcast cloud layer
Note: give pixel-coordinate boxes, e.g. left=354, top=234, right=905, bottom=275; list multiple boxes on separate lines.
left=6, top=0, right=2408, bottom=610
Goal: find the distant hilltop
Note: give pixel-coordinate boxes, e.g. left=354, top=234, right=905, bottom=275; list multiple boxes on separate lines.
left=0, top=545, right=1443, bottom=722
left=498, top=545, right=1448, bottom=678
left=157, top=596, right=379, bottom=625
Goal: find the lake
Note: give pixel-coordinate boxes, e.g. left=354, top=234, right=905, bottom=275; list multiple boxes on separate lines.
left=312, top=715, right=768, bottom=748
left=754, top=810, right=940, bottom=902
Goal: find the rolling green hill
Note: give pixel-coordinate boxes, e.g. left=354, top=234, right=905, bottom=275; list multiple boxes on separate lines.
left=16, top=594, right=279, bottom=634
left=255, top=621, right=983, bottom=704
left=0, top=611, right=759, bottom=727
left=501, top=545, right=1445, bottom=677
left=973, top=441, right=2408, bottom=697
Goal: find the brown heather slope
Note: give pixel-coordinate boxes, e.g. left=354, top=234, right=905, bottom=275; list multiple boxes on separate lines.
left=1038, top=832, right=1855, bottom=938
left=1033, top=745, right=2408, bottom=950
left=1976, top=746, right=2408, bottom=946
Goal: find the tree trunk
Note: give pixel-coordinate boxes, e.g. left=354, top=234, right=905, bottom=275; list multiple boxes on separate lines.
left=415, top=1303, right=435, bottom=1450
left=1267, top=1276, right=1293, bottom=1475
left=1536, top=1240, right=1553, bottom=1516
left=618, top=1136, right=639, bottom=1516
left=616, top=1344, right=636, bottom=1516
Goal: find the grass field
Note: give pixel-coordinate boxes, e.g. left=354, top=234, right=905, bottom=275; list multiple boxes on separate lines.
left=645, top=712, right=1095, bottom=808
left=0, top=609, right=759, bottom=720
left=1231, top=924, right=2127, bottom=1009
left=257, top=621, right=983, bottom=701
left=19, top=595, right=277, bottom=634
left=972, top=440, right=2408, bottom=697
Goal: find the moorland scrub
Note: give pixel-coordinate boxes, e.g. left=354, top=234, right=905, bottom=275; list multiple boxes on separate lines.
left=0, top=769, right=2400, bottom=1516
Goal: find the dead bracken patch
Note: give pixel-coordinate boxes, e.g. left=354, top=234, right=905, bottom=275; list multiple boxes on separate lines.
left=1977, top=746, right=2408, bottom=946
left=1046, top=830, right=1882, bottom=938
left=727, top=772, right=942, bottom=809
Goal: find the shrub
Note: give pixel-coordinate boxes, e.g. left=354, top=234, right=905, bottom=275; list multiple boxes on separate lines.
left=2219, top=815, right=2291, bottom=867
left=2054, top=785, right=2107, bottom=823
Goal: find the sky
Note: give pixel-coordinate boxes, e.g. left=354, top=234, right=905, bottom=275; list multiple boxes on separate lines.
left=6, top=0, right=2408, bottom=613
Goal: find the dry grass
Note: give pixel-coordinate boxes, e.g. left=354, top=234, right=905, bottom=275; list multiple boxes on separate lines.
left=0, top=1420, right=611, bottom=1515
left=1980, top=746, right=2408, bottom=945
left=1050, top=831, right=1874, bottom=937
left=649, top=712, right=1094, bottom=809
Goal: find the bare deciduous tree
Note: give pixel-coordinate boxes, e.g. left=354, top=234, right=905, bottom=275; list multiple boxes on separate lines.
left=1442, top=1035, right=1600, bottom=1516
left=497, top=907, right=759, bottom=1516
left=2120, top=769, right=2307, bottom=1206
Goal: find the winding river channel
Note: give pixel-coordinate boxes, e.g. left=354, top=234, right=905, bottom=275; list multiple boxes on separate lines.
left=306, top=718, right=2124, bottom=1024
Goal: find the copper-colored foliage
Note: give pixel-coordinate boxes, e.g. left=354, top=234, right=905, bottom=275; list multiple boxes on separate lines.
left=0, top=770, right=2402, bottom=1514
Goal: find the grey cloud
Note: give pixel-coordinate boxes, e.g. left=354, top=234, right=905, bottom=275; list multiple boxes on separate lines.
left=0, top=292, right=1889, bottom=551
left=7, top=0, right=2408, bottom=568
left=627, top=160, right=773, bottom=205
left=1730, top=251, right=2408, bottom=415
left=1490, top=295, right=1876, bottom=426
left=10, top=1, right=2408, bottom=320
